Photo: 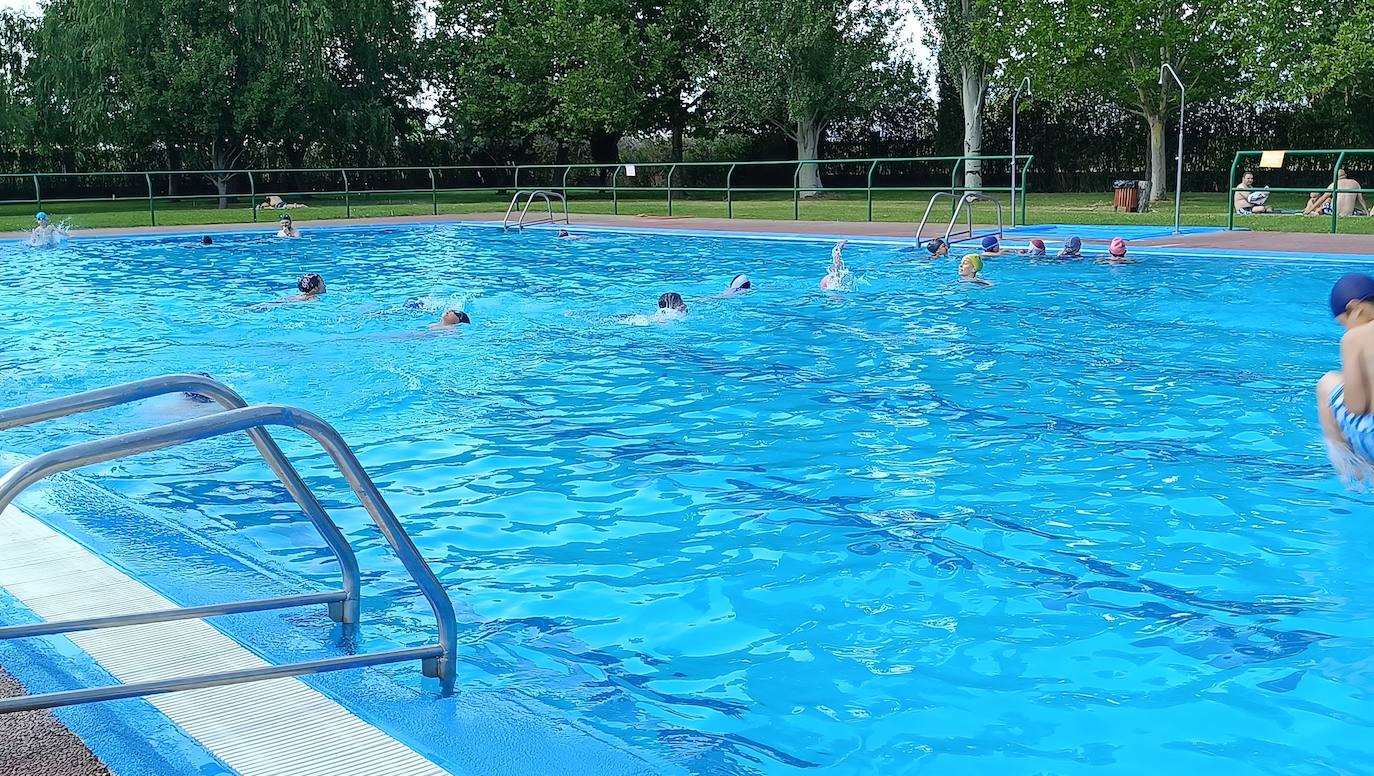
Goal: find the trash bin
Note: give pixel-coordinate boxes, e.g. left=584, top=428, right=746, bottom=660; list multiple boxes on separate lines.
left=1112, top=180, right=1140, bottom=213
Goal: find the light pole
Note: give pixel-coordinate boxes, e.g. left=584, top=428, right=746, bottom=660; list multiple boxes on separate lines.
left=1158, top=64, right=1185, bottom=235
left=1010, top=77, right=1031, bottom=229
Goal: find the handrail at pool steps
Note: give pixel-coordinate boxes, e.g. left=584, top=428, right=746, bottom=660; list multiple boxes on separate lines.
left=0, top=155, right=1033, bottom=226
left=1226, top=148, right=1374, bottom=233
left=0, top=375, right=458, bottom=714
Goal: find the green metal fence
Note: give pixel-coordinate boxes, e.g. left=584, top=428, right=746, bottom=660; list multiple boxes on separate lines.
left=0, top=155, right=1032, bottom=227
left=1227, top=149, right=1374, bottom=233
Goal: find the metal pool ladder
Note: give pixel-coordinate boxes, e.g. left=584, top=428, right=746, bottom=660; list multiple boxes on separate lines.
left=915, top=191, right=1004, bottom=249
left=0, top=374, right=457, bottom=713
left=501, top=189, right=569, bottom=232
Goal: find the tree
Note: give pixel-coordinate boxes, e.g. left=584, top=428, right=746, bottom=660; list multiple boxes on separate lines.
left=431, top=0, right=703, bottom=168
left=984, top=0, right=1242, bottom=201
left=29, top=0, right=422, bottom=202
left=699, top=0, right=899, bottom=194
left=0, top=11, right=37, bottom=172
left=919, top=0, right=996, bottom=189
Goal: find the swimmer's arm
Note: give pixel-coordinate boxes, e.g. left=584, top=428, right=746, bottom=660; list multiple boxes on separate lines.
left=1340, top=328, right=1372, bottom=414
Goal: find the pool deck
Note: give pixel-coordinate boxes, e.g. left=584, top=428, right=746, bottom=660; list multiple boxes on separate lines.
left=0, top=668, right=111, bottom=776
left=5, top=211, right=1374, bottom=255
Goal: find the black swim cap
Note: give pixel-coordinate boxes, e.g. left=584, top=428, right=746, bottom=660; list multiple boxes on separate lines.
left=456, top=311, right=472, bottom=324
left=658, top=292, right=686, bottom=310
left=201, top=236, right=213, bottom=245
left=297, top=273, right=323, bottom=293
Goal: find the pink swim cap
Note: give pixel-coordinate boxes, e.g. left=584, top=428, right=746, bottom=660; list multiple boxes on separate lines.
left=1109, top=237, right=1127, bottom=256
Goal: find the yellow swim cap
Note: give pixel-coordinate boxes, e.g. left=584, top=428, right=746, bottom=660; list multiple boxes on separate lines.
left=966, top=254, right=984, bottom=273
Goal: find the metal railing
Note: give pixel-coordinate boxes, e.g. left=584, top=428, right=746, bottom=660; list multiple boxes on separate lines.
left=0, top=375, right=457, bottom=713
left=0, top=155, right=1033, bottom=227
left=1227, top=149, right=1374, bottom=233
left=501, top=190, right=569, bottom=231
left=944, top=192, right=1003, bottom=246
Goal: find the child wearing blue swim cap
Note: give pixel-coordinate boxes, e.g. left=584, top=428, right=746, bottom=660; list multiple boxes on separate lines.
left=1318, top=273, right=1374, bottom=485
left=979, top=235, right=1010, bottom=258
left=1058, top=236, right=1082, bottom=259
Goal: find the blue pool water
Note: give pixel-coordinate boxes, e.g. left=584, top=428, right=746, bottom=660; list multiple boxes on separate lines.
left=1, top=223, right=1372, bottom=775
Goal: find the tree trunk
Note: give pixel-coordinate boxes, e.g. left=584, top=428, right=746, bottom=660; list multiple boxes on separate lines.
left=960, top=64, right=986, bottom=191
left=213, top=175, right=231, bottom=210
left=670, top=122, right=684, bottom=163
left=1146, top=112, right=1166, bottom=201
left=165, top=146, right=181, bottom=197
left=796, top=116, right=824, bottom=198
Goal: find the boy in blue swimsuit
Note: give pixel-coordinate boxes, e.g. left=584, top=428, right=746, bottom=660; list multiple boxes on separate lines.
left=1318, top=273, right=1374, bottom=483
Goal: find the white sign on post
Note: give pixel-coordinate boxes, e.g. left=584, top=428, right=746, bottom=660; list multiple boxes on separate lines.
left=625, top=165, right=637, bottom=177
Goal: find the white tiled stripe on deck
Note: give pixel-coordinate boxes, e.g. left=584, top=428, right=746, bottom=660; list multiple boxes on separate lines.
left=0, top=505, right=451, bottom=776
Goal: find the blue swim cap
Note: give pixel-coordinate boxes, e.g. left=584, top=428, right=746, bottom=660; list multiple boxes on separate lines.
left=981, top=235, right=999, bottom=251
left=1330, top=273, right=1374, bottom=317
left=1066, top=236, right=1082, bottom=250
left=35, top=211, right=47, bottom=221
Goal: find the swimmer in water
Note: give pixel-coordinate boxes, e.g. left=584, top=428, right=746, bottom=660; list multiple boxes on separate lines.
left=429, top=309, right=472, bottom=330
left=724, top=274, right=752, bottom=296
left=277, top=213, right=300, bottom=238
left=200, top=236, right=213, bottom=246
left=1102, top=237, right=1132, bottom=264
left=979, top=235, right=1012, bottom=258
left=820, top=242, right=854, bottom=290
left=925, top=238, right=949, bottom=259
left=556, top=229, right=586, bottom=240
left=1025, top=238, right=1046, bottom=257
left=290, top=273, right=326, bottom=301
left=959, top=253, right=992, bottom=287
left=1318, top=273, right=1374, bottom=486
left=1058, top=236, right=1083, bottom=259
left=27, top=211, right=68, bottom=246
left=658, top=292, right=688, bottom=316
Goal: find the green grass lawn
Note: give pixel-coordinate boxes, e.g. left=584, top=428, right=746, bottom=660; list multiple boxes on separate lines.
left=5, top=188, right=1374, bottom=235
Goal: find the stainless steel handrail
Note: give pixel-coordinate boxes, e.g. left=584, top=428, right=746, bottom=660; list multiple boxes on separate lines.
left=0, top=374, right=361, bottom=624
left=944, top=192, right=1003, bottom=246
left=0, top=402, right=458, bottom=713
left=915, top=191, right=967, bottom=247
left=501, top=189, right=569, bottom=231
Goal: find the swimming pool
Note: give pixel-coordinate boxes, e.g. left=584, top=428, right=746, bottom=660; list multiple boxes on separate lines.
left=1, top=223, right=1371, bottom=775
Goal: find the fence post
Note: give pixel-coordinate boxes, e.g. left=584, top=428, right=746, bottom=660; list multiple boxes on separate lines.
left=866, top=160, right=878, bottom=222
left=792, top=162, right=800, bottom=220
left=611, top=166, right=621, bottom=215
left=341, top=169, right=351, bottom=218
left=32, top=174, right=41, bottom=213
left=428, top=168, right=437, bottom=215
left=726, top=163, right=736, bottom=219
left=667, top=164, right=676, bottom=216
left=1020, top=156, right=1031, bottom=225
left=145, top=173, right=156, bottom=226
left=1225, top=153, right=1241, bottom=231
left=248, top=171, right=257, bottom=222
left=561, top=165, right=571, bottom=199
left=513, top=166, right=521, bottom=191
left=949, top=159, right=962, bottom=216
left=1331, top=152, right=1347, bottom=235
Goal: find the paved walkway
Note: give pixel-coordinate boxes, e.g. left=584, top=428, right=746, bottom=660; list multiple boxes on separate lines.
left=5, top=212, right=1374, bottom=256
left=0, top=669, right=110, bottom=776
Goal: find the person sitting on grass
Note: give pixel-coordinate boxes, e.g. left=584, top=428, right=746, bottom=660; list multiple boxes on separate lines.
left=277, top=213, right=300, bottom=238
left=1318, top=273, right=1374, bottom=487
left=429, top=310, right=471, bottom=330
left=258, top=195, right=308, bottom=210
left=1057, top=236, right=1083, bottom=259
left=959, top=253, right=992, bottom=287
left=1304, top=168, right=1371, bottom=217
left=289, top=273, right=326, bottom=302
left=1234, top=171, right=1274, bottom=214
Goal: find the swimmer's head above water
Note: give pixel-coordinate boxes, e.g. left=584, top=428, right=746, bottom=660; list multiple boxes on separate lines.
left=728, top=274, right=752, bottom=293
left=1109, top=237, right=1127, bottom=257
left=35, top=211, right=48, bottom=224
left=1029, top=238, right=1046, bottom=256
left=1059, top=236, right=1082, bottom=257
left=925, top=238, right=948, bottom=257
left=980, top=235, right=1000, bottom=253
left=658, top=292, right=688, bottom=314
left=440, top=309, right=471, bottom=326
left=297, top=273, right=325, bottom=295
left=1330, top=273, right=1374, bottom=328
left=960, top=253, right=984, bottom=277
left=201, top=235, right=213, bottom=246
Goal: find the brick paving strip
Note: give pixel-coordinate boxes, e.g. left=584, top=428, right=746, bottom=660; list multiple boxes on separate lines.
left=0, top=668, right=112, bottom=776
